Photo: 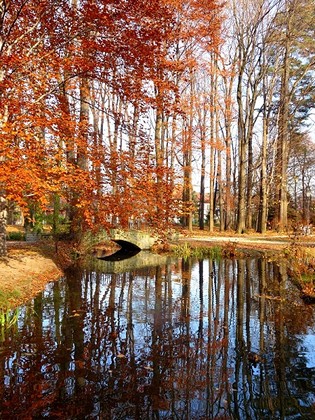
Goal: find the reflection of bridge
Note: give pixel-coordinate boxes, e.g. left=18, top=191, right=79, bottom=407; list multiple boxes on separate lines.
left=89, top=251, right=171, bottom=274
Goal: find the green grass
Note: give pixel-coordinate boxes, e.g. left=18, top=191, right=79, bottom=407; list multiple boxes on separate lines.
left=6, top=231, right=25, bottom=241
left=0, top=308, right=19, bottom=328
left=0, top=289, right=22, bottom=312
left=0, top=308, right=19, bottom=342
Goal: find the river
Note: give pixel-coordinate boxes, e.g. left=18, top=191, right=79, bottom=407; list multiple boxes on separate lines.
left=0, top=251, right=315, bottom=419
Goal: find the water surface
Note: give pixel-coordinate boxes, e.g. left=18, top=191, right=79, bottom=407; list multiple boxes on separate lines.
left=0, top=253, right=315, bottom=419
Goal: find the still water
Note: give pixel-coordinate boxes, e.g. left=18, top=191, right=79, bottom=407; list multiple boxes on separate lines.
left=1, top=252, right=315, bottom=419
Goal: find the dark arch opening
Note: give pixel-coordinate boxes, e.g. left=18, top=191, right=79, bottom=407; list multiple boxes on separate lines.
left=112, top=239, right=141, bottom=252
left=97, top=239, right=141, bottom=261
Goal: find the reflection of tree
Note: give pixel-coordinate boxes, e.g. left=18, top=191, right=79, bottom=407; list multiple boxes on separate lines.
left=151, top=266, right=164, bottom=413
left=233, top=258, right=245, bottom=418
left=221, top=259, right=231, bottom=411
left=274, top=262, right=287, bottom=419
left=270, top=261, right=315, bottom=419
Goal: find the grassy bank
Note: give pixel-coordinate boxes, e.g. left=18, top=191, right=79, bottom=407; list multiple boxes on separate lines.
left=0, top=242, right=63, bottom=310
left=284, top=245, right=315, bottom=303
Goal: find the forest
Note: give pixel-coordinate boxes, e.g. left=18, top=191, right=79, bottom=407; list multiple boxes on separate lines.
left=0, top=0, right=314, bottom=255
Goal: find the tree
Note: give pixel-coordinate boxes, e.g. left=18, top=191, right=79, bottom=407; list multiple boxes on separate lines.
left=271, top=0, right=315, bottom=231
left=0, top=0, right=67, bottom=254
left=230, top=0, right=278, bottom=233
left=169, top=0, right=222, bottom=230
left=0, top=0, right=203, bottom=251
left=288, top=134, right=315, bottom=225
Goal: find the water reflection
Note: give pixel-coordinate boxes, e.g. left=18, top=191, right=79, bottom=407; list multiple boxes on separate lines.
left=0, top=255, right=315, bottom=419
left=98, top=247, right=140, bottom=261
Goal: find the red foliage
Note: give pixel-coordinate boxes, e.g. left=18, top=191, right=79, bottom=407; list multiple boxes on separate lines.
left=0, top=0, right=222, bottom=235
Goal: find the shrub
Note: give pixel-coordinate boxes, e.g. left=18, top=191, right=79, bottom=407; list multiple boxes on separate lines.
left=7, top=231, right=25, bottom=241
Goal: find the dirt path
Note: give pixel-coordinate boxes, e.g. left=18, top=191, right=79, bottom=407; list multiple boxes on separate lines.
left=178, top=232, right=315, bottom=252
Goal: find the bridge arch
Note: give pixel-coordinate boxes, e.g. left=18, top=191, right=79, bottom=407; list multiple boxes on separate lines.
left=110, top=229, right=157, bottom=250
left=111, top=239, right=141, bottom=251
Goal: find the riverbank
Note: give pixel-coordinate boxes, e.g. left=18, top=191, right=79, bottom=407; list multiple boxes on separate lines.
left=178, top=229, right=315, bottom=251
left=1, top=230, right=314, bottom=310
left=0, top=242, right=63, bottom=310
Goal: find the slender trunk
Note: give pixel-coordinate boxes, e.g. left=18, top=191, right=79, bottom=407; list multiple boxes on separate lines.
left=129, top=105, right=139, bottom=158
left=258, top=110, right=268, bottom=233
left=0, top=198, right=7, bottom=257
left=90, top=83, right=105, bottom=223
left=109, top=94, right=122, bottom=196
left=209, top=146, right=216, bottom=232
left=79, top=86, right=89, bottom=168
left=221, top=63, right=235, bottom=231
left=214, top=62, right=224, bottom=232
left=182, top=127, right=193, bottom=230
left=237, top=64, right=247, bottom=233
left=218, top=149, right=225, bottom=231
left=187, top=75, right=194, bottom=232
left=0, top=61, right=8, bottom=255
left=70, top=76, right=90, bottom=237
left=199, top=139, right=205, bottom=229
left=275, top=14, right=291, bottom=231
left=209, top=54, right=217, bottom=232
left=225, top=111, right=233, bottom=231
left=246, top=133, right=253, bottom=229
left=182, top=72, right=194, bottom=231
left=154, top=104, right=163, bottom=181
left=199, top=110, right=206, bottom=229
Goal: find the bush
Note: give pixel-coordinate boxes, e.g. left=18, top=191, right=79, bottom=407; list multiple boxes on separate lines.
left=7, top=231, right=25, bottom=241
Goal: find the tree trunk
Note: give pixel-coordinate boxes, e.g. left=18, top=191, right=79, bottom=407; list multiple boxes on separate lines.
left=220, top=59, right=235, bottom=231
left=275, top=7, right=291, bottom=231
left=0, top=198, right=7, bottom=257
left=218, top=149, right=225, bottom=231
left=258, top=113, right=268, bottom=233
left=199, top=137, right=206, bottom=229
left=246, top=133, right=253, bottom=230
left=224, top=93, right=233, bottom=231
left=199, top=105, right=207, bottom=230
left=236, top=64, right=247, bottom=234
left=154, top=105, right=164, bottom=182
left=208, top=53, right=217, bottom=232
left=70, top=76, right=90, bottom=237
left=182, top=71, right=194, bottom=231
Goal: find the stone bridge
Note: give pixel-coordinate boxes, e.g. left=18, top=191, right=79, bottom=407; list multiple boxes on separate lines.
left=86, top=228, right=159, bottom=252
left=110, top=229, right=158, bottom=250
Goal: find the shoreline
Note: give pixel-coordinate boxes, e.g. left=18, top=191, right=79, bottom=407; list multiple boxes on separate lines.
left=0, top=242, right=63, bottom=310
left=1, top=233, right=314, bottom=309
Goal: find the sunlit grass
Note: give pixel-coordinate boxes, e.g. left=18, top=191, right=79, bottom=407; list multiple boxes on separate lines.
left=0, top=308, right=19, bottom=342
left=172, top=242, right=222, bottom=260
left=0, top=289, right=22, bottom=311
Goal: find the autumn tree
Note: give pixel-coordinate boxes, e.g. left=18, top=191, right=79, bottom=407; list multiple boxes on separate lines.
left=165, top=0, right=222, bottom=230
left=0, top=0, right=202, bottom=253
left=0, top=0, right=72, bottom=254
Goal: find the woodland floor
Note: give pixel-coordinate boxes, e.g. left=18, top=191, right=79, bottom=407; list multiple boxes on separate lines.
left=1, top=228, right=314, bottom=310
